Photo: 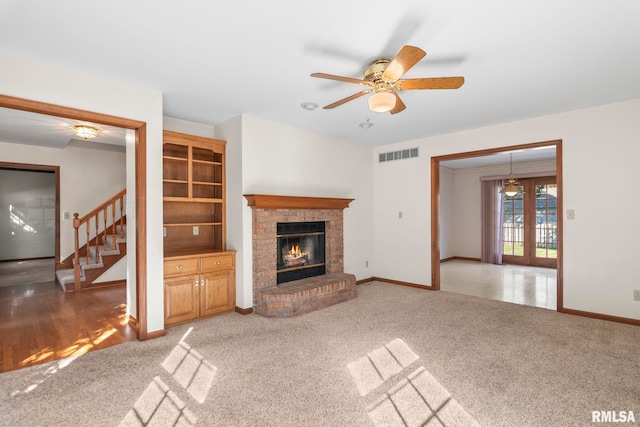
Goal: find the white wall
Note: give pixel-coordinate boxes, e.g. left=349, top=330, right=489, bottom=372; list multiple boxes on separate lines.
left=0, top=140, right=126, bottom=259
left=214, top=116, right=245, bottom=306
left=439, top=166, right=455, bottom=260
left=373, top=148, right=431, bottom=285
left=163, top=116, right=216, bottom=138
left=220, top=115, right=374, bottom=309
left=447, top=159, right=556, bottom=258
left=94, top=257, right=127, bottom=283
left=374, top=98, right=640, bottom=320
left=0, top=51, right=164, bottom=332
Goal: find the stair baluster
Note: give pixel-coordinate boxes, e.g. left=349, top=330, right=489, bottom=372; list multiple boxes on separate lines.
left=102, top=207, right=108, bottom=249
left=118, top=193, right=125, bottom=238
left=73, top=213, right=81, bottom=287
left=69, top=189, right=127, bottom=290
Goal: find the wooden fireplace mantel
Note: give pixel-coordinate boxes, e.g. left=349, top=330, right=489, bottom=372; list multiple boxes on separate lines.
left=244, top=194, right=354, bottom=210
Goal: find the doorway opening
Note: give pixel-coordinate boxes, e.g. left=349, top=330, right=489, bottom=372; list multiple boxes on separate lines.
left=431, top=140, right=564, bottom=311
left=0, top=94, right=151, bottom=348
left=0, top=165, right=59, bottom=264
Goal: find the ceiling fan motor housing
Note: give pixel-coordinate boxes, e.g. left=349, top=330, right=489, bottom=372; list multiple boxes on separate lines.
left=364, top=59, right=391, bottom=82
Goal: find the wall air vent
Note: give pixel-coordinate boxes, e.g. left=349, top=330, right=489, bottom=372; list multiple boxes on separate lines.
left=378, top=147, right=419, bottom=163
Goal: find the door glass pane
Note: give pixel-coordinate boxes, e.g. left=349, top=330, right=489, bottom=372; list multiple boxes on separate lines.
left=535, top=184, right=557, bottom=259
left=502, top=193, right=524, bottom=256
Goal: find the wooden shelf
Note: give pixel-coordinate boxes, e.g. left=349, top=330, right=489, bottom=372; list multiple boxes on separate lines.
left=192, top=159, right=222, bottom=166
left=163, top=130, right=227, bottom=254
left=163, top=197, right=224, bottom=203
left=163, top=131, right=235, bottom=328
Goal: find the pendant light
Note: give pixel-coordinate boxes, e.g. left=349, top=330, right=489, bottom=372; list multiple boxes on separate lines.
left=500, top=153, right=524, bottom=197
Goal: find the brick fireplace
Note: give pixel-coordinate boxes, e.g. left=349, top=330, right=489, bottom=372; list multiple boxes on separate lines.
left=244, top=194, right=357, bottom=317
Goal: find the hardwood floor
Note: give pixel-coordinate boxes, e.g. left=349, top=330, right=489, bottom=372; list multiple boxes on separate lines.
left=0, top=280, right=136, bottom=373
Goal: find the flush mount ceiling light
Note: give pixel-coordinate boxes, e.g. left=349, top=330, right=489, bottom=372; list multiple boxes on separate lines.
left=300, top=102, right=319, bottom=111
left=73, top=125, right=98, bottom=140
left=358, top=119, right=373, bottom=129
left=500, top=153, right=524, bottom=197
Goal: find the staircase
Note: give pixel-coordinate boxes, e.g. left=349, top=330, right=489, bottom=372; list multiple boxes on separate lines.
left=55, top=190, right=127, bottom=292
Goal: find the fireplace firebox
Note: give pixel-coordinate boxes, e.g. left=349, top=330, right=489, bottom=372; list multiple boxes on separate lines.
left=277, top=221, right=326, bottom=284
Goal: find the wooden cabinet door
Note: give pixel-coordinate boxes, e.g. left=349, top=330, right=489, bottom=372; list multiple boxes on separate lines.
left=200, top=271, right=234, bottom=317
left=164, top=274, right=199, bottom=326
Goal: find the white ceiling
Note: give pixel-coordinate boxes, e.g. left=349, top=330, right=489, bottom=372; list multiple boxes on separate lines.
left=439, top=146, right=556, bottom=169
left=0, top=0, right=639, bottom=150
left=0, top=107, right=126, bottom=149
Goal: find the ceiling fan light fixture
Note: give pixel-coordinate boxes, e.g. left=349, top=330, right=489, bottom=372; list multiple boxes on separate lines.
left=74, top=125, right=98, bottom=140
left=368, top=91, right=396, bottom=113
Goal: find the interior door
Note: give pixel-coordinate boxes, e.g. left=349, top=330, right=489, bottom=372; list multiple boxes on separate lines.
left=531, top=178, right=557, bottom=268
left=502, top=176, right=557, bottom=268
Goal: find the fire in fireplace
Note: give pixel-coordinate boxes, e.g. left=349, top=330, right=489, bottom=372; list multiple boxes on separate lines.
left=277, top=221, right=326, bottom=284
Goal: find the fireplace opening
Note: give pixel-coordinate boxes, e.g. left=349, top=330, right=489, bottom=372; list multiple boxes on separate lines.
left=277, top=221, right=326, bottom=284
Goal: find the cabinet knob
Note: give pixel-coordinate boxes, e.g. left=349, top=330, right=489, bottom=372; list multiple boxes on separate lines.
left=216, top=261, right=222, bottom=265
left=177, top=265, right=184, bottom=270
left=195, top=280, right=199, bottom=287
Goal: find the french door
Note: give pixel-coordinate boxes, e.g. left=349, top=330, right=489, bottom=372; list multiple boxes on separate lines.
left=502, top=177, right=557, bottom=268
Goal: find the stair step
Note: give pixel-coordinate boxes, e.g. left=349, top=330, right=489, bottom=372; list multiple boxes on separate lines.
left=75, top=256, right=99, bottom=266
left=55, top=268, right=84, bottom=292
left=104, top=234, right=126, bottom=251
left=81, top=262, right=104, bottom=271
left=100, top=249, right=120, bottom=257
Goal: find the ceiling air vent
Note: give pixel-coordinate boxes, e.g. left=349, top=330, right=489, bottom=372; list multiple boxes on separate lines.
left=378, top=147, right=419, bottom=163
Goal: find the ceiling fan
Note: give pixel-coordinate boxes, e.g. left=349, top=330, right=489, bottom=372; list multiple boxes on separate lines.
left=311, top=45, right=464, bottom=114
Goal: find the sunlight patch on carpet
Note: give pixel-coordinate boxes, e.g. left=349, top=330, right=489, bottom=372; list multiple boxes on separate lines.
left=119, top=376, right=196, bottom=427
left=120, top=334, right=218, bottom=426
left=162, top=341, right=217, bottom=404
left=10, top=355, right=81, bottom=397
left=348, top=338, right=479, bottom=427
left=347, top=356, right=384, bottom=397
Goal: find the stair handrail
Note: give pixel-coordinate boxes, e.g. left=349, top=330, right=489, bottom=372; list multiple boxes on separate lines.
left=72, top=189, right=126, bottom=288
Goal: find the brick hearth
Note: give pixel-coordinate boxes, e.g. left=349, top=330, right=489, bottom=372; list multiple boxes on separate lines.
left=245, top=195, right=357, bottom=317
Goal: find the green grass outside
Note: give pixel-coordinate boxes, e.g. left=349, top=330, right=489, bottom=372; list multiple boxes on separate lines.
left=503, top=244, right=557, bottom=259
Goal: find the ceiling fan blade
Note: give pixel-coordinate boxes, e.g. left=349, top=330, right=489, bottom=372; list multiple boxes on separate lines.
left=323, top=90, right=372, bottom=109
left=382, top=45, right=427, bottom=81
left=396, top=76, right=465, bottom=90
left=311, top=73, right=370, bottom=86
left=390, top=92, right=406, bottom=115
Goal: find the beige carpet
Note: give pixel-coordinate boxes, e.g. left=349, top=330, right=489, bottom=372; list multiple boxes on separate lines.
left=0, top=281, right=638, bottom=426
